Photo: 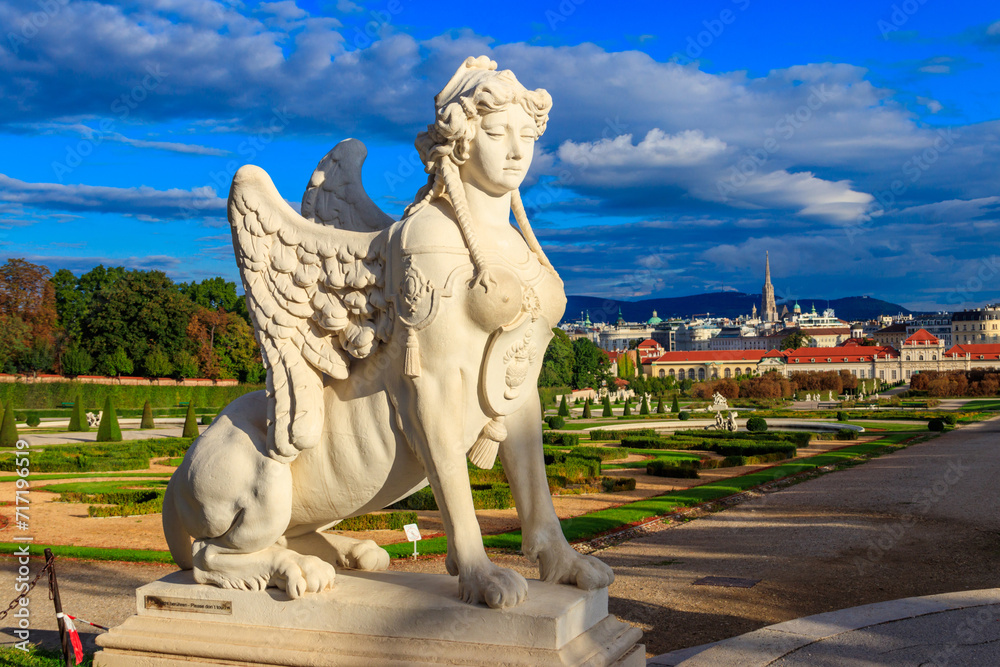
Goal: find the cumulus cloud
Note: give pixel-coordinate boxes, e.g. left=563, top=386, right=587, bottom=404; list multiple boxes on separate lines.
left=559, top=129, right=727, bottom=168
left=0, top=174, right=226, bottom=221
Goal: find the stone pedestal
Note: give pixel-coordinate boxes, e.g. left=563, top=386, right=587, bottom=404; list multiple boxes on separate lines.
left=95, top=570, right=644, bottom=666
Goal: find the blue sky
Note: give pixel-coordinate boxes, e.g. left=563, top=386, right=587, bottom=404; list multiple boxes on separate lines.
left=1, top=0, right=998, bottom=311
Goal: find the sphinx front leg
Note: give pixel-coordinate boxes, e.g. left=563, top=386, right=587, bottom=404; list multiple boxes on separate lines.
left=500, top=394, right=614, bottom=591
left=404, top=370, right=528, bottom=609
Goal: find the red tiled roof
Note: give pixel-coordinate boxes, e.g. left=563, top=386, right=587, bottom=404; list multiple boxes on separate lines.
left=636, top=339, right=660, bottom=349
left=763, top=349, right=788, bottom=358
left=903, top=328, right=939, bottom=345
left=653, top=350, right=768, bottom=363
left=783, top=345, right=898, bottom=363
left=944, top=344, right=1000, bottom=359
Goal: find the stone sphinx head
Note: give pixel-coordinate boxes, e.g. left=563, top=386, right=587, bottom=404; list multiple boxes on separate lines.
left=406, top=56, right=552, bottom=220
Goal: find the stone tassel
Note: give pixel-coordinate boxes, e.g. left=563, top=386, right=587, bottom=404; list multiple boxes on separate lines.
left=468, top=417, right=507, bottom=469
left=404, top=328, right=420, bottom=378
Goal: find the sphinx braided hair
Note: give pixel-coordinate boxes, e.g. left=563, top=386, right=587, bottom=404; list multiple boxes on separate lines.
left=405, top=65, right=554, bottom=284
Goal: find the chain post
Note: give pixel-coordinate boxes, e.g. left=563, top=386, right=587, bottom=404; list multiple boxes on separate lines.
left=44, top=549, right=72, bottom=667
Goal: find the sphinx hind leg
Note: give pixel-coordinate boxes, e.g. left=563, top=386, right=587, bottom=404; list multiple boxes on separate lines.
left=501, top=393, right=614, bottom=591
left=284, top=530, right=389, bottom=572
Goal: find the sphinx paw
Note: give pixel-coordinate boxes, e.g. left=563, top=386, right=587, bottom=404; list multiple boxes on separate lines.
left=458, top=561, right=528, bottom=609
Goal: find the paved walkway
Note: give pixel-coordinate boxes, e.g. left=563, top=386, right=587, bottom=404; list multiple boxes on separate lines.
left=653, top=589, right=1000, bottom=665
left=600, top=415, right=1000, bottom=660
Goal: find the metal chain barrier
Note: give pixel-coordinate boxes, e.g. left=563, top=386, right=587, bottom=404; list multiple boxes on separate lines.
left=0, top=553, right=53, bottom=622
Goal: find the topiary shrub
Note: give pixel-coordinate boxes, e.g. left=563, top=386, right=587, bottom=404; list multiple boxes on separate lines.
left=656, top=398, right=665, bottom=414
left=622, top=400, right=631, bottom=417
left=678, top=411, right=690, bottom=421
left=928, top=418, right=945, bottom=432
left=200, top=415, right=213, bottom=426
left=944, top=414, right=958, bottom=426
left=14, top=412, right=27, bottom=423
left=582, top=400, right=592, bottom=419
left=835, top=428, right=858, bottom=440
left=671, top=395, right=680, bottom=413
left=546, top=416, right=565, bottom=430
left=182, top=403, right=200, bottom=438
left=836, top=411, right=848, bottom=422
left=26, top=415, right=40, bottom=427
left=140, top=400, right=155, bottom=429
left=558, top=396, right=570, bottom=417
left=639, top=397, right=650, bottom=415
left=746, top=416, right=768, bottom=432
left=602, top=396, right=613, bottom=417
left=96, top=396, right=123, bottom=442
left=0, top=402, right=19, bottom=447
left=67, top=395, right=88, bottom=433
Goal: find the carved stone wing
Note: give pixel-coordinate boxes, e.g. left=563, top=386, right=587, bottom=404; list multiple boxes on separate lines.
left=229, top=164, right=392, bottom=463
left=301, top=139, right=395, bottom=232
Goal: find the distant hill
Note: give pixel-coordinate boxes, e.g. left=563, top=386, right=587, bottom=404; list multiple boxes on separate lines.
left=564, top=293, right=914, bottom=324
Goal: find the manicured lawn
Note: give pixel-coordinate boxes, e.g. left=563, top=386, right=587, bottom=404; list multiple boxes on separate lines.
left=36, top=479, right=169, bottom=495
left=0, top=472, right=172, bottom=483
left=0, top=645, right=92, bottom=666
left=959, top=399, right=1000, bottom=411
left=0, top=543, right=174, bottom=563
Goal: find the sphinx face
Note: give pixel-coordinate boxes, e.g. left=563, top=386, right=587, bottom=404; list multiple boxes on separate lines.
left=461, top=105, right=537, bottom=196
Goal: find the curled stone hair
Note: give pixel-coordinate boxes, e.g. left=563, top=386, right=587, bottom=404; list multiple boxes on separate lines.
left=406, top=56, right=555, bottom=284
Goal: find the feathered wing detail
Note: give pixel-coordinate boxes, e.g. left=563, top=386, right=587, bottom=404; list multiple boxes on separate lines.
left=229, top=164, right=392, bottom=462
left=301, top=139, right=395, bottom=232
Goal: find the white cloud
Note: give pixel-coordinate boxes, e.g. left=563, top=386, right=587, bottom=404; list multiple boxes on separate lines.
left=558, top=129, right=727, bottom=168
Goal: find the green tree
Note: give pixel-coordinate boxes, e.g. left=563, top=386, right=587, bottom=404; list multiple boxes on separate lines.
left=0, top=315, right=30, bottom=373
left=656, top=397, right=665, bottom=414
left=639, top=396, right=649, bottom=415
left=780, top=330, right=815, bottom=350
left=52, top=268, right=88, bottom=342
left=145, top=345, right=173, bottom=378
left=96, top=396, right=122, bottom=442
left=623, top=400, right=631, bottom=416
left=98, top=346, right=134, bottom=377
left=182, top=403, right=200, bottom=438
left=80, top=269, right=195, bottom=375
left=140, top=400, right=155, bottom=429
left=539, top=328, right=574, bottom=388
left=602, top=395, right=613, bottom=417
left=616, top=352, right=635, bottom=379
left=67, top=394, right=88, bottom=432
left=60, top=344, right=93, bottom=376
left=180, top=277, right=241, bottom=313
left=173, top=351, right=200, bottom=379
left=571, top=338, right=611, bottom=390
left=558, top=395, right=569, bottom=417
left=671, top=394, right=680, bottom=413
left=582, top=399, right=592, bottom=418
left=0, top=400, right=18, bottom=446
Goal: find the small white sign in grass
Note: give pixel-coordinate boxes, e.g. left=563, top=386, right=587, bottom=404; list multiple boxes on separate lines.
left=403, top=523, right=421, bottom=559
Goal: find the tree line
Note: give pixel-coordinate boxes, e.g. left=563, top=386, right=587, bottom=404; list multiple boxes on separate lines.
left=0, top=258, right=265, bottom=382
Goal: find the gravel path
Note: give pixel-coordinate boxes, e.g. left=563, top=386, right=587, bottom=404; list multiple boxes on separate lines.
left=3, top=417, right=998, bottom=660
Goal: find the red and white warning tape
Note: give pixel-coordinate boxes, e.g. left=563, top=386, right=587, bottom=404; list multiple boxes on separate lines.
left=55, top=612, right=84, bottom=665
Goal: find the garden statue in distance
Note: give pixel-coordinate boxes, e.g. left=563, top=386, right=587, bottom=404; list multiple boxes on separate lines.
left=163, top=56, right=615, bottom=610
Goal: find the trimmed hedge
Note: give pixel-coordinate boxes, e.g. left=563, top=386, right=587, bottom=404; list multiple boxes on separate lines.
left=678, top=411, right=690, bottom=420
left=601, top=476, right=636, bottom=492
left=646, top=459, right=699, bottom=478
left=722, top=451, right=793, bottom=466
left=571, top=446, right=629, bottom=461
left=746, top=416, right=768, bottom=432
left=928, top=418, right=945, bottom=432
left=546, top=416, right=566, bottom=430
left=0, top=438, right=192, bottom=472
left=703, top=441, right=797, bottom=458
left=588, top=428, right=657, bottom=442
left=334, top=511, right=418, bottom=531
left=836, top=428, right=859, bottom=440
left=390, top=483, right=514, bottom=511
left=0, top=382, right=262, bottom=410
left=542, top=432, right=580, bottom=447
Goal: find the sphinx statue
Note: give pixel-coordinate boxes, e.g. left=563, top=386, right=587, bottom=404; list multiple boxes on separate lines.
left=162, top=56, right=614, bottom=610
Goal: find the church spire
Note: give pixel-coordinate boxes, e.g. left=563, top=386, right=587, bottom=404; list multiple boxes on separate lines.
left=762, top=251, right=778, bottom=323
